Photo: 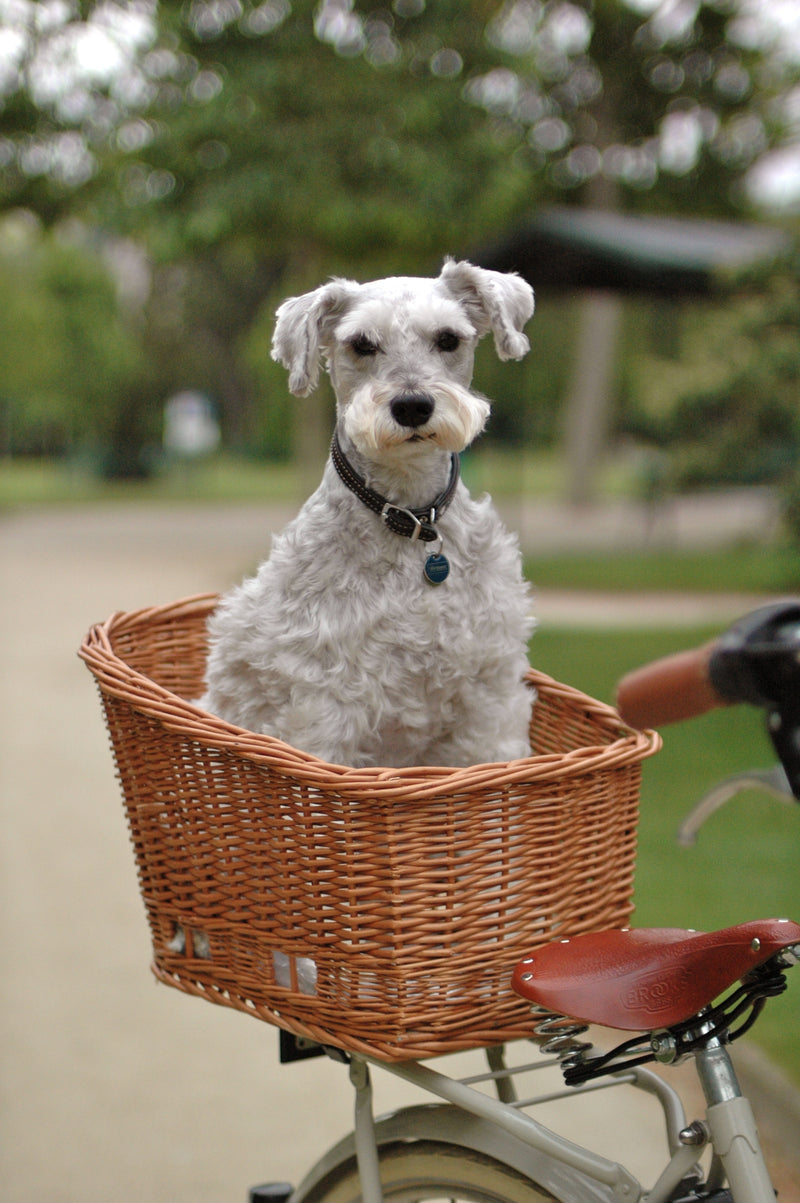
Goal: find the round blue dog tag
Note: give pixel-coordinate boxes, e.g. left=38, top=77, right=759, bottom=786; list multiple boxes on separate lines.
left=423, top=553, right=450, bottom=585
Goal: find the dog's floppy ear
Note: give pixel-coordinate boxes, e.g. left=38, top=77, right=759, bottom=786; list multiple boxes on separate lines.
left=272, top=279, right=358, bottom=396
left=439, top=259, right=534, bottom=361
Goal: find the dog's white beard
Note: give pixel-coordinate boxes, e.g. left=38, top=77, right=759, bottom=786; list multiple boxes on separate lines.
left=342, top=381, right=490, bottom=456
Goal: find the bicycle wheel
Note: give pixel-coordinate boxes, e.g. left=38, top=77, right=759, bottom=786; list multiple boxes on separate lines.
left=301, top=1141, right=556, bottom=1203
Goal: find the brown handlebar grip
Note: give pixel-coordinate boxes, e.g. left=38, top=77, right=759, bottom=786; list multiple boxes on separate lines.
left=616, top=641, right=726, bottom=729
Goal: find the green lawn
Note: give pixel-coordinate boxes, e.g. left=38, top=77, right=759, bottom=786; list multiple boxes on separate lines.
left=525, top=546, right=800, bottom=594
left=533, top=626, right=800, bottom=1084
left=0, top=454, right=303, bottom=507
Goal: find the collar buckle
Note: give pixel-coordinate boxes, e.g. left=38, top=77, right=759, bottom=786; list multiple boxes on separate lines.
left=382, top=502, right=437, bottom=541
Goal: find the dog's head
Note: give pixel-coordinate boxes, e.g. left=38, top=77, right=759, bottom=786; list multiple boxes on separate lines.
left=271, top=259, right=534, bottom=459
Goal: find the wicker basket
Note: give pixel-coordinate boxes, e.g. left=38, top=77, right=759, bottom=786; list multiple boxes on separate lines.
left=80, top=593, right=659, bottom=1062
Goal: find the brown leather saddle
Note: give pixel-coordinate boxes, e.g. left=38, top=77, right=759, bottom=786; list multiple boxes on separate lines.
left=512, top=918, right=800, bottom=1031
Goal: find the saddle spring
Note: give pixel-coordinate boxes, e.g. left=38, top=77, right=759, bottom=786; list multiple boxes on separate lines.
left=528, top=955, right=792, bottom=1088
left=529, top=1005, right=593, bottom=1076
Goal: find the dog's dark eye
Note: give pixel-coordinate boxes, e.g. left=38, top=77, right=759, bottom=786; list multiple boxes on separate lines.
left=350, top=335, right=379, bottom=357
left=436, top=330, right=461, bottom=353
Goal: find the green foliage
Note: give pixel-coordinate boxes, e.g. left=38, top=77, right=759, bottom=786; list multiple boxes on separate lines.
left=0, top=215, right=147, bottom=461
left=670, top=274, right=800, bottom=487
left=5, top=0, right=800, bottom=231
left=620, top=268, right=800, bottom=542
left=2, top=1, right=800, bottom=473
left=91, top=0, right=538, bottom=270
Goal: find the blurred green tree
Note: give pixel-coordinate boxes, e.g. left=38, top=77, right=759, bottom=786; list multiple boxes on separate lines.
left=0, top=214, right=148, bottom=464
left=621, top=263, right=800, bottom=537
left=1, top=1, right=798, bottom=468
left=6, top=1, right=798, bottom=234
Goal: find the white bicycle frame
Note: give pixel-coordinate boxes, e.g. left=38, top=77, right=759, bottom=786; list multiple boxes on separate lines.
left=290, top=1036, right=776, bottom=1203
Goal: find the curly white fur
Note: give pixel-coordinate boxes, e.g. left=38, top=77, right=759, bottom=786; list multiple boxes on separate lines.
left=201, top=259, right=536, bottom=768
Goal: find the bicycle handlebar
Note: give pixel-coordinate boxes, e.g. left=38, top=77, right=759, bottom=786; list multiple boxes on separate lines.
left=615, top=600, right=800, bottom=801
left=616, top=640, right=722, bottom=730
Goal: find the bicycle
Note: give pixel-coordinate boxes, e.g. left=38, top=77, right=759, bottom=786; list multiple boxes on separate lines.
left=81, top=597, right=800, bottom=1203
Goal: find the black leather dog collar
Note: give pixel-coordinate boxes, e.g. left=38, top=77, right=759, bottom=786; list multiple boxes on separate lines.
left=330, top=431, right=460, bottom=544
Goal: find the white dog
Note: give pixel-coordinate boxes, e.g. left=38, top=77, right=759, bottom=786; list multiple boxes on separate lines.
left=201, top=259, right=535, bottom=769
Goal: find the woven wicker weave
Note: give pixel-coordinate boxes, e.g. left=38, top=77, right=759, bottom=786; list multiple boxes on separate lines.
left=80, top=593, right=660, bottom=1062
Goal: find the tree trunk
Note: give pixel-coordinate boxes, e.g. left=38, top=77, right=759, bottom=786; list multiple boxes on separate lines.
left=563, top=290, right=623, bottom=506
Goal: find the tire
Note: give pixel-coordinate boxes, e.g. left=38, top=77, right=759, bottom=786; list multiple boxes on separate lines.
left=300, top=1141, right=556, bottom=1203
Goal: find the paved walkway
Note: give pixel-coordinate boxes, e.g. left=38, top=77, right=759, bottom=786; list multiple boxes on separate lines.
left=1, top=499, right=798, bottom=1202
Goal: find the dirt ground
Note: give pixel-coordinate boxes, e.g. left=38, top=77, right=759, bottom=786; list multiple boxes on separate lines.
left=2, top=499, right=798, bottom=1203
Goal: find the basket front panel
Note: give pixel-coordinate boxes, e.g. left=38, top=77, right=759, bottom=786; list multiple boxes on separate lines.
left=105, top=700, right=640, bottom=1052
left=89, top=601, right=650, bottom=1059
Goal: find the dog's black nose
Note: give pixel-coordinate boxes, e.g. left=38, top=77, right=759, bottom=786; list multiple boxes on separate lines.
left=391, top=393, right=434, bottom=429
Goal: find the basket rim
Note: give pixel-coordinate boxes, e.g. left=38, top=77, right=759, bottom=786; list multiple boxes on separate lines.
left=79, top=592, right=660, bottom=802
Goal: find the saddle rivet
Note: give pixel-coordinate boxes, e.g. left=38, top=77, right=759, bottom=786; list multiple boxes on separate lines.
left=751, top=937, right=761, bottom=953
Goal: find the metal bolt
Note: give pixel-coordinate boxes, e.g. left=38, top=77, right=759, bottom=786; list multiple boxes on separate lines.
left=650, top=1032, right=677, bottom=1063
left=751, top=937, right=761, bottom=953
left=679, top=1121, right=708, bottom=1147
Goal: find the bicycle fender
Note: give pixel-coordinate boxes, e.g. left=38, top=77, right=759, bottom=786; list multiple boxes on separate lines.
left=289, top=1103, right=639, bottom=1203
